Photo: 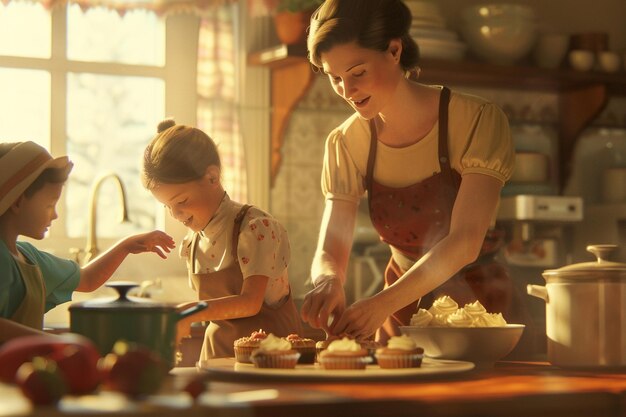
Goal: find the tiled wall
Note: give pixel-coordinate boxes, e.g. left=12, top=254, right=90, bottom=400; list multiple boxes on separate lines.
left=271, top=75, right=626, bottom=301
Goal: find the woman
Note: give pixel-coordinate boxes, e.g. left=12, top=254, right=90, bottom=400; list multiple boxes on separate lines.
left=300, top=0, right=530, bottom=345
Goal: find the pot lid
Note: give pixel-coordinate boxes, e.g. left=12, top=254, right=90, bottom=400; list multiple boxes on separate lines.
left=543, top=244, right=626, bottom=281
left=70, top=281, right=175, bottom=310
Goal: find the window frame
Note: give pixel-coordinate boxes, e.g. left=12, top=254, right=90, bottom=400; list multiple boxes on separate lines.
left=0, top=4, right=199, bottom=255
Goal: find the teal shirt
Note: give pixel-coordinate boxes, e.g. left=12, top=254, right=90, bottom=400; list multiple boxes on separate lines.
left=0, top=240, right=80, bottom=318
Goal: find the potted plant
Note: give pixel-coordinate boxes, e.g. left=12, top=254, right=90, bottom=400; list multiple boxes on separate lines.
left=272, top=0, right=323, bottom=45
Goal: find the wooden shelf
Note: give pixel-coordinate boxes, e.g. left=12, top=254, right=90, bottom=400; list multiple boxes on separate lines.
left=248, top=45, right=626, bottom=189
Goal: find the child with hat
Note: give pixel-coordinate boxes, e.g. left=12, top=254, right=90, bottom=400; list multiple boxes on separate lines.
left=0, top=141, right=176, bottom=343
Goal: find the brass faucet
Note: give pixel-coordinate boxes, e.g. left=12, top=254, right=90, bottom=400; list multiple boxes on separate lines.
left=83, top=173, right=129, bottom=264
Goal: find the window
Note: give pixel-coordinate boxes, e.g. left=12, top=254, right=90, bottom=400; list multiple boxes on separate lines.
left=0, top=2, right=198, bottom=247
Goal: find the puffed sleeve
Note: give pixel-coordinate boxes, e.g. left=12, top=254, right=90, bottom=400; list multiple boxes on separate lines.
left=17, top=242, right=80, bottom=312
left=458, top=102, right=514, bottom=183
left=237, top=213, right=290, bottom=280
left=321, top=128, right=365, bottom=203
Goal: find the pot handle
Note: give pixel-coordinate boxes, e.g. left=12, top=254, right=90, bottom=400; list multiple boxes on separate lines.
left=177, top=301, right=208, bottom=321
left=527, top=284, right=548, bottom=302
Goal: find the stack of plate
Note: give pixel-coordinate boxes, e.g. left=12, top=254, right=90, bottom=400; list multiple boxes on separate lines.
left=404, top=0, right=466, bottom=61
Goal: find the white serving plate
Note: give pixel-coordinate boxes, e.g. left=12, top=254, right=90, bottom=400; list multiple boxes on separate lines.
left=198, top=357, right=474, bottom=381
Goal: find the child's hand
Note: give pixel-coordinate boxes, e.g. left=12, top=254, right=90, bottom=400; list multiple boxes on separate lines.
left=124, top=230, right=175, bottom=259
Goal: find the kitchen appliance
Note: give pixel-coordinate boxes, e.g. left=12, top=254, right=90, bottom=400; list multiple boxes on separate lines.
left=527, top=244, right=626, bottom=369
left=497, top=194, right=583, bottom=267
left=69, top=281, right=207, bottom=368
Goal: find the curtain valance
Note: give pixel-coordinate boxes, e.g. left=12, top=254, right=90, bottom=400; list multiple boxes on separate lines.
left=1, top=0, right=238, bottom=15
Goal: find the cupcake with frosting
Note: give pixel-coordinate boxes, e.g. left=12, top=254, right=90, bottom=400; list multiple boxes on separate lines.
left=463, top=300, right=487, bottom=321
left=428, top=296, right=458, bottom=326
left=285, top=334, right=316, bottom=364
left=474, top=312, right=507, bottom=327
left=318, top=337, right=370, bottom=370
left=446, top=308, right=475, bottom=327
left=250, top=333, right=300, bottom=369
left=233, top=329, right=268, bottom=363
left=409, top=308, right=433, bottom=327
left=375, top=335, right=424, bottom=369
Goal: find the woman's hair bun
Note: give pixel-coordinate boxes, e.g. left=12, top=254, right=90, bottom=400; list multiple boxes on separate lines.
left=157, top=118, right=176, bottom=133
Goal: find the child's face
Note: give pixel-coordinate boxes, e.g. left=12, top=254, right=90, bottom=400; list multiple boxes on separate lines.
left=151, top=175, right=220, bottom=232
left=16, top=182, right=63, bottom=240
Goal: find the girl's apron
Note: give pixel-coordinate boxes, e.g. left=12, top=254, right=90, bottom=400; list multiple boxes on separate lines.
left=11, top=253, right=46, bottom=329
left=366, top=87, right=530, bottom=344
left=189, top=205, right=302, bottom=360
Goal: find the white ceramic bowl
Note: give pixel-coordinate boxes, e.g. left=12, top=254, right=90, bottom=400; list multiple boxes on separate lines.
left=461, top=4, right=535, bottom=22
left=399, top=324, right=525, bottom=365
left=460, top=18, right=537, bottom=65
left=568, top=49, right=595, bottom=72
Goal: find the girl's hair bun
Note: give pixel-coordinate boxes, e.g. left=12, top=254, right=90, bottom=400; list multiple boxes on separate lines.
left=157, top=118, right=176, bottom=133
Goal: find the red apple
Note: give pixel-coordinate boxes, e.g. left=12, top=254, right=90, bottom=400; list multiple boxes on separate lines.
left=16, top=357, right=67, bottom=406
left=48, top=344, right=102, bottom=395
left=99, top=340, right=167, bottom=398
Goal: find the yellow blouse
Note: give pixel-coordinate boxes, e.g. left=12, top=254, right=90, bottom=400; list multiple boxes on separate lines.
left=321, top=88, right=515, bottom=203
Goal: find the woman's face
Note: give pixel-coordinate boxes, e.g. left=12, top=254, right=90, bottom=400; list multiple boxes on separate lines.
left=320, top=40, right=404, bottom=120
left=150, top=171, right=221, bottom=232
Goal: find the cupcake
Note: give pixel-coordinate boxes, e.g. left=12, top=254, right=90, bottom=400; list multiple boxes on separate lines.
left=250, top=333, right=300, bottom=369
left=233, top=329, right=268, bottom=363
left=409, top=308, right=433, bottom=327
left=375, top=335, right=424, bottom=369
left=286, top=334, right=316, bottom=364
left=318, top=337, right=371, bottom=370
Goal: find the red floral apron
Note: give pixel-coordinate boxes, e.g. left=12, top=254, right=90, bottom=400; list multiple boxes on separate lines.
left=366, top=87, right=529, bottom=343
left=189, top=205, right=302, bottom=360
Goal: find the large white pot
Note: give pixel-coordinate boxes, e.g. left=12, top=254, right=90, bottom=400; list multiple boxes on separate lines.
left=527, top=244, right=626, bottom=369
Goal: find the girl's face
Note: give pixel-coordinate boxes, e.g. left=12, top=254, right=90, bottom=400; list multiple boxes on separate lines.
left=320, top=40, right=404, bottom=120
left=16, top=182, right=63, bottom=240
left=150, top=171, right=222, bottom=232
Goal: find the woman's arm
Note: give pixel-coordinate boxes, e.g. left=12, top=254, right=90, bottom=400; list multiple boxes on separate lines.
left=300, top=199, right=358, bottom=330
left=332, top=173, right=503, bottom=339
left=76, top=230, right=175, bottom=292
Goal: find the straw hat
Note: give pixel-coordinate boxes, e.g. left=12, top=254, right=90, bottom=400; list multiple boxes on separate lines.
left=0, top=141, right=73, bottom=216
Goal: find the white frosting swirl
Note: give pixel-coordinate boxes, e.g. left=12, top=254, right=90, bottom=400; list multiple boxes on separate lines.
left=428, top=295, right=458, bottom=317
left=257, top=333, right=292, bottom=351
left=474, top=312, right=508, bottom=327
left=409, top=308, right=433, bottom=327
left=429, top=313, right=449, bottom=327
left=446, top=308, right=475, bottom=327
left=327, top=337, right=362, bottom=352
left=464, top=300, right=487, bottom=318
left=386, top=335, right=417, bottom=351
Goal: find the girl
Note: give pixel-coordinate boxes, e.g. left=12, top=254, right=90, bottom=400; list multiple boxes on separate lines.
left=299, top=0, right=531, bottom=349
left=142, top=119, right=302, bottom=360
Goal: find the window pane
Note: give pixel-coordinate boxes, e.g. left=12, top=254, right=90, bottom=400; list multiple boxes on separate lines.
left=0, top=68, right=50, bottom=146
left=67, top=4, right=164, bottom=66
left=66, top=73, right=164, bottom=238
left=0, top=2, right=50, bottom=58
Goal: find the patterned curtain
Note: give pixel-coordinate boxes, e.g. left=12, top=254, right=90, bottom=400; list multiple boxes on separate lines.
left=197, top=6, right=247, bottom=202
left=1, top=0, right=237, bottom=15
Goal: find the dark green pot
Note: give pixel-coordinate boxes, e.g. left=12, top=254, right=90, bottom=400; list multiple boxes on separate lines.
left=69, top=281, right=207, bottom=369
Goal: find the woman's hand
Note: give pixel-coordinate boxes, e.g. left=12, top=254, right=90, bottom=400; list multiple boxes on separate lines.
left=123, top=230, right=175, bottom=259
left=329, top=296, right=389, bottom=340
left=300, top=277, right=346, bottom=333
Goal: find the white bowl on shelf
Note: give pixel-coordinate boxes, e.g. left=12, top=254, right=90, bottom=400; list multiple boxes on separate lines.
left=460, top=17, right=537, bottom=65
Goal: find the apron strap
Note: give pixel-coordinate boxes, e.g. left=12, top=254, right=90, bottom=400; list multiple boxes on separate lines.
left=365, top=119, right=378, bottom=213
left=438, top=86, right=459, bottom=190
left=231, top=204, right=252, bottom=263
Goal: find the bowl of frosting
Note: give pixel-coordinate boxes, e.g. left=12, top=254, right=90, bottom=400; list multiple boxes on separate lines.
left=399, top=296, right=525, bottom=366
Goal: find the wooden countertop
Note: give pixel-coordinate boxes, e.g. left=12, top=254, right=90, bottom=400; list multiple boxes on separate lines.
left=3, top=361, right=625, bottom=417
